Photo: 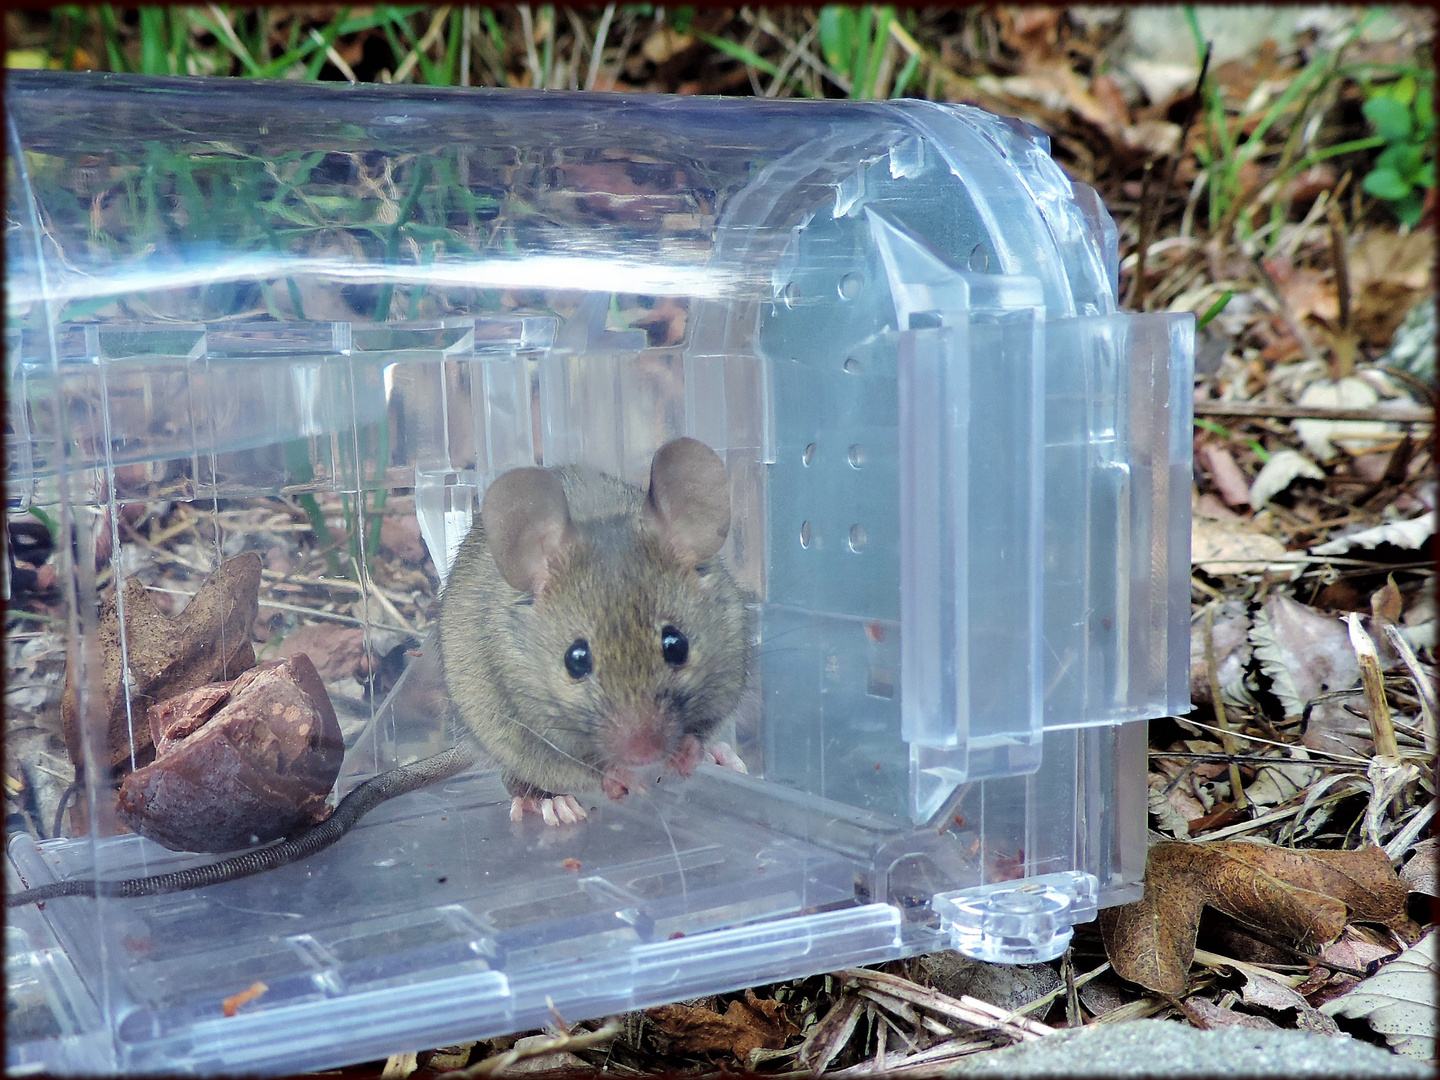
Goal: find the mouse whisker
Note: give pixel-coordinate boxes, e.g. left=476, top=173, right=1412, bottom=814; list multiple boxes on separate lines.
left=495, top=713, right=605, bottom=775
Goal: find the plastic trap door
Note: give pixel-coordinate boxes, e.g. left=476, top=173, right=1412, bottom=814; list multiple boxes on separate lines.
left=752, top=131, right=1048, bottom=828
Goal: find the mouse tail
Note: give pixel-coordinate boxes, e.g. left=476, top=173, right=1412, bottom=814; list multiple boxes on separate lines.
left=6, top=745, right=476, bottom=907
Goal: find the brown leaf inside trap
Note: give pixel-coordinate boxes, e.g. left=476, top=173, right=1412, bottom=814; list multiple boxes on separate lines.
left=1100, top=842, right=1413, bottom=995
left=62, top=553, right=262, bottom=780
left=117, top=654, right=344, bottom=852
left=647, top=989, right=797, bottom=1061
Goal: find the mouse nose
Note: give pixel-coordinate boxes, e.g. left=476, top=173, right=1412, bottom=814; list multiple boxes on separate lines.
left=616, top=730, right=667, bottom=766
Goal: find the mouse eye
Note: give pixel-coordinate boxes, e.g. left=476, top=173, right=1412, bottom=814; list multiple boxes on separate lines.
left=564, top=639, right=593, bottom=679
left=661, top=625, right=689, bottom=667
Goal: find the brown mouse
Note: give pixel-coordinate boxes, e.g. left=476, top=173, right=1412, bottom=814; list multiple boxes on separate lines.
left=439, top=437, right=753, bottom=825
left=6, top=438, right=752, bottom=906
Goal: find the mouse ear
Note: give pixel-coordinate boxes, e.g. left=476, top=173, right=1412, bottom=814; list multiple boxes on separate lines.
left=644, top=438, right=731, bottom=564
left=481, top=467, right=579, bottom=594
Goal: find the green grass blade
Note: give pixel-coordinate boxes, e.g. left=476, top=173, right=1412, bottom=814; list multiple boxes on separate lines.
left=1196, top=289, right=1234, bottom=331
left=96, top=6, right=132, bottom=74
left=187, top=7, right=263, bottom=76
left=693, top=30, right=784, bottom=80
left=138, top=7, right=165, bottom=74
left=860, top=7, right=893, bottom=100
left=891, top=50, right=920, bottom=98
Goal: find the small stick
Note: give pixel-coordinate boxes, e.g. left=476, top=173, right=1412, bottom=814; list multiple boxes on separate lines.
left=1347, top=614, right=1398, bottom=759
left=1205, top=605, right=1248, bottom=811
left=1193, top=401, right=1434, bottom=423
left=441, top=1018, right=619, bottom=1079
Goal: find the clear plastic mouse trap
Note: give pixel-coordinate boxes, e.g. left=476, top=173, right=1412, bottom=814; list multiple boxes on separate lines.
left=5, top=73, right=1192, bottom=1074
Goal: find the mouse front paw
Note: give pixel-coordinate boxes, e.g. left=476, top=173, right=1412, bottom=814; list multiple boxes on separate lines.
left=668, top=734, right=706, bottom=778
left=668, top=736, right=748, bottom=779
left=706, top=740, right=748, bottom=774
left=510, top=794, right=588, bottom=826
left=602, top=765, right=642, bottom=802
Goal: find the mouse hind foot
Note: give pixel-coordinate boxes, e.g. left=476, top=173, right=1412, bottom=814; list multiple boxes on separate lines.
left=504, top=775, right=590, bottom=826
left=509, top=793, right=588, bottom=825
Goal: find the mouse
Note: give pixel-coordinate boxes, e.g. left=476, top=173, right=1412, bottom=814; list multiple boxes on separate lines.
left=7, top=438, right=753, bottom=905
left=439, top=436, right=754, bottom=825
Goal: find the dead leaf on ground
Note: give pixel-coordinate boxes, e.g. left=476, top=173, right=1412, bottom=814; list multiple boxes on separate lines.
left=1249, top=449, right=1324, bottom=508
left=1322, top=927, right=1438, bottom=1060
left=1149, top=773, right=1204, bottom=838
left=647, top=988, right=798, bottom=1061
left=1245, top=748, right=1319, bottom=809
left=1180, top=995, right=1281, bottom=1031
left=1321, top=925, right=1401, bottom=974
left=1192, top=516, right=1294, bottom=577
left=1236, top=969, right=1342, bottom=1035
left=1189, top=600, right=1251, bottom=707
left=1293, top=378, right=1398, bottom=462
left=61, top=552, right=261, bottom=780
left=1076, top=970, right=1132, bottom=1019
left=1248, top=593, right=1371, bottom=757
left=379, top=514, right=426, bottom=564
left=1264, top=258, right=1338, bottom=329
left=1399, top=837, right=1438, bottom=897
left=1349, top=229, right=1435, bottom=347
left=1099, top=842, right=1414, bottom=995
left=1312, top=512, right=1435, bottom=556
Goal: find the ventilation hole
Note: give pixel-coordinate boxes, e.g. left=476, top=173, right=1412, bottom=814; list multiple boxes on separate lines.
left=848, top=525, right=867, bottom=552
left=968, top=245, right=990, bottom=272
left=782, top=282, right=801, bottom=308
left=800, top=521, right=812, bottom=549
left=843, top=357, right=861, bottom=374
left=802, top=442, right=816, bottom=467
left=847, top=443, right=865, bottom=469
left=837, top=272, right=862, bottom=301
left=866, top=667, right=895, bottom=699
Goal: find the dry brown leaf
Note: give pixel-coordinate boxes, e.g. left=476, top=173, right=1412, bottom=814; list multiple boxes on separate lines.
left=1266, top=260, right=1338, bottom=328
left=1180, top=995, right=1280, bottom=1031
left=1399, top=837, right=1438, bottom=897
left=115, top=655, right=344, bottom=853
left=647, top=989, right=797, bottom=1061
left=62, top=553, right=261, bottom=779
left=1370, top=577, right=1405, bottom=628
left=1349, top=230, right=1435, bottom=347
left=1099, top=842, right=1413, bottom=995
left=1322, top=926, right=1401, bottom=972
left=1237, top=970, right=1342, bottom=1035
left=1192, top=517, right=1293, bottom=577
left=1149, top=774, right=1203, bottom=838
left=1247, top=594, right=1373, bottom=757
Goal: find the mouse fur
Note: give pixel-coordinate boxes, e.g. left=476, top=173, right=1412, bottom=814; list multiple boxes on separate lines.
left=438, top=438, right=753, bottom=820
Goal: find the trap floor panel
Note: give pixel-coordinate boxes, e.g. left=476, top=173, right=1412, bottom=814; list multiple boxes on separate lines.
left=6, top=767, right=907, bottom=1073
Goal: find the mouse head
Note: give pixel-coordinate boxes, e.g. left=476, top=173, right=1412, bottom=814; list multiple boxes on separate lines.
left=481, top=437, right=730, bottom=596
left=479, top=438, right=749, bottom=771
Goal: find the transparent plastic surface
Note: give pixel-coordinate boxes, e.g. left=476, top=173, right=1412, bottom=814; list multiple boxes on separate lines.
left=933, top=870, right=1098, bottom=964
left=6, top=73, right=1189, bottom=1074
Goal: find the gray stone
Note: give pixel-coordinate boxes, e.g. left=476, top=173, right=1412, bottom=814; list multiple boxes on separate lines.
left=941, top=1018, right=1431, bottom=1077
